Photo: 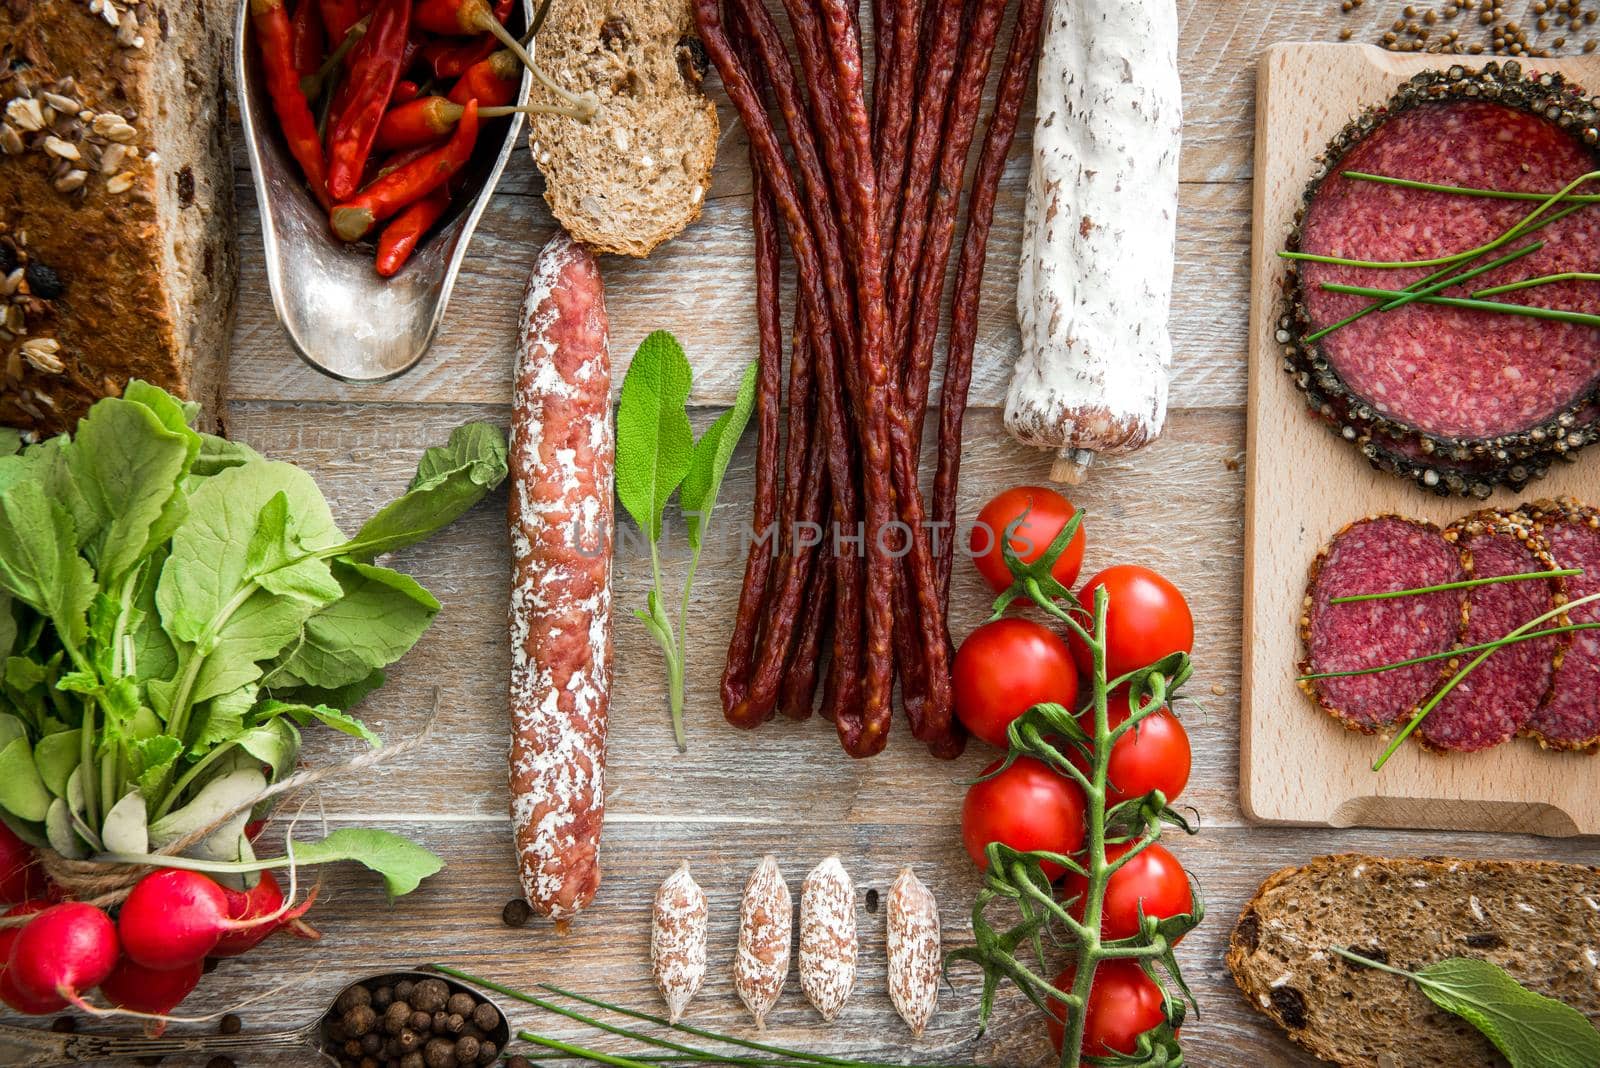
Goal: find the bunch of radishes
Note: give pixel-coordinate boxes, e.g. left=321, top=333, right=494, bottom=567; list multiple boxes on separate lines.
left=0, top=821, right=316, bottom=1028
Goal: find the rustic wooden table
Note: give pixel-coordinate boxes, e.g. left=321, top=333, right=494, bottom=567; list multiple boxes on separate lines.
left=121, top=2, right=1600, bottom=1065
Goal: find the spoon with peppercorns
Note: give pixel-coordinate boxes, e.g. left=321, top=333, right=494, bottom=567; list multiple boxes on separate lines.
left=0, top=970, right=511, bottom=1067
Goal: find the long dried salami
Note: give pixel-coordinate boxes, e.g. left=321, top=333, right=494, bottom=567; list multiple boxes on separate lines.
left=507, top=230, right=614, bottom=925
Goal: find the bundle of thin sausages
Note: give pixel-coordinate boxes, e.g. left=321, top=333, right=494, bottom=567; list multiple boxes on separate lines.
left=699, top=0, right=1046, bottom=758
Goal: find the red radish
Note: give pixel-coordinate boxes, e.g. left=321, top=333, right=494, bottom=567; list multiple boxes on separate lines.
left=212, top=870, right=288, bottom=957
left=98, top=956, right=204, bottom=1033
left=119, top=868, right=315, bottom=970
left=7, top=902, right=119, bottom=1009
left=0, top=822, right=47, bottom=904
left=0, top=900, right=58, bottom=1014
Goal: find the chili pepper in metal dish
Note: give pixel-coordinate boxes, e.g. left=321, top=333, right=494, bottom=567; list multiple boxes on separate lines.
left=330, top=98, right=479, bottom=241
left=448, top=49, right=519, bottom=105
left=301, top=13, right=369, bottom=100
left=290, top=0, right=325, bottom=77
left=325, top=0, right=411, bottom=200
left=413, top=0, right=597, bottom=119
left=252, top=0, right=332, bottom=208
left=375, top=186, right=451, bottom=276
left=374, top=97, right=531, bottom=150
left=392, top=78, right=423, bottom=104
left=317, top=0, right=363, bottom=41
left=421, top=32, right=495, bottom=79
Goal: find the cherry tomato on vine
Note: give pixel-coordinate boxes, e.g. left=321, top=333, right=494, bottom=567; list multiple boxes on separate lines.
left=1046, top=958, right=1172, bottom=1061
left=1070, top=691, right=1191, bottom=805
left=969, top=486, right=1087, bottom=594
left=1070, top=565, right=1194, bottom=680
left=960, top=757, right=1086, bottom=880
left=1061, top=841, right=1193, bottom=942
left=953, top=618, right=1079, bottom=747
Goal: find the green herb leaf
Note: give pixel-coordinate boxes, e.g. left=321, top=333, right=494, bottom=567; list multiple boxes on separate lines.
left=616, top=330, right=695, bottom=541
left=189, top=434, right=262, bottom=480
left=270, top=668, right=386, bottom=714
left=679, top=361, right=758, bottom=551
left=0, top=480, right=97, bottom=652
left=0, top=429, right=19, bottom=457
left=0, top=598, right=14, bottom=669
left=33, top=729, right=79, bottom=797
left=255, top=698, right=380, bottom=748
left=262, top=561, right=439, bottom=690
left=129, top=735, right=182, bottom=799
left=1412, top=957, right=1600, bottom=1067
left=99, top=789, right=149, bottom=855
left=231, top=717, right=301, bottom=782
left=345, top=422, right=508, bottom=562
left=0, top=736, right=51, bottom=822
left=148, top=765, right=265, bottom=858
left=288, top=827, right=444, bottom=900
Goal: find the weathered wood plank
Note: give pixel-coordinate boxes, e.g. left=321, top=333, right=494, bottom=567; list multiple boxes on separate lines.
left=219, top=400, right=1248, bottom=828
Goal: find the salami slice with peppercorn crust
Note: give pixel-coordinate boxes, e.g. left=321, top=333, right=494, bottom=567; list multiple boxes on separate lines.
left=1300, top=515, right=1468, bottom=734
left=1526, top=498, right=1600, bottom=750
left=1421, top=509, right=1569, bottom=753
left=507, top=230, right=613, bottom=924
left=1283, top=64, right=1600, bottom=496
left=1007, top=0, right=1180, bottom=483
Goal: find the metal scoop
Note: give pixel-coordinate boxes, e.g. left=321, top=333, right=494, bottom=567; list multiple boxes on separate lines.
left=0, top=968, right=513, bottom=1066
left=234, top=0, right=533, bottom=383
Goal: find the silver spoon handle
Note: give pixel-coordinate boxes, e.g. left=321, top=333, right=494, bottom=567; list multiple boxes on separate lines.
left=0, top=1021, right=317, bottom=1065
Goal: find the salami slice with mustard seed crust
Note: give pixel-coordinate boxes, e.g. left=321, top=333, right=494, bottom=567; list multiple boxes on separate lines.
left=1300, top=515, right=1468, bottom=734
left=1282, top=63, right=1600, bottom=496
left=1419, top=509, right=1569, bottom=753
left=1525, top=497, right=1600, bottom=750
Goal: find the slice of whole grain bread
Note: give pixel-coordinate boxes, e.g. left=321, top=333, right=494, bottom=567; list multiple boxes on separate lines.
left=526, top=0, right=719, bottom=258
left=1228, top=854, right=1600, bottom=1067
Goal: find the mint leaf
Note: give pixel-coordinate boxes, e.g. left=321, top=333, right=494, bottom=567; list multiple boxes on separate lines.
left=289, top=827, right=443, bottom=899
left=263, top=561, right=439, bottom=690
left=345, top=423, right=508, bottom=562
left=680, top=360, right=759, bottom=551
left=0, top=480, right=97, bottom=652
left=255, top=698, right=380, bottom=748
left=1412, top=957, right=1600, bottom=1068
left=67, top=393, right=196, bottom=583
left=616, top=330, right=694, bottom=541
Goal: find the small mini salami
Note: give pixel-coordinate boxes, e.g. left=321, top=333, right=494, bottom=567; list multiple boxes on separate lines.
left=1422, top=509, right=1568, bottom=752
left=735, top=855, right=791, bottom=1028
left=1526, top=498, right=1600, bottom=750
left=798, top=856, right=856, bottom=1021
left=886, top=867, right=940, bottom=1037
left=652, top=862, right=708, bottom=1023
left=507, top=230, right=614, bottom=924
left=1300, top=515, right=1466, bottom=732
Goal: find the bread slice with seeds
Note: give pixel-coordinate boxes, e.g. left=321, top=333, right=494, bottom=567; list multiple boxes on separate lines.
left=1228, top=853, right=1600, bottom=1067
left=525, top=0, right=719, bottom=258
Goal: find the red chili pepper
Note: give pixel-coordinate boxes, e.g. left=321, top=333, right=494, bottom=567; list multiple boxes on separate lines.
left=412, top=0, right=501, bottom=36
left=392, top=78, right=423, bottom=104
left=289, top=0, right=325, bottom=77
left=331, top=99, right=479, bottom=241
left=424, top=35, right=495, bottom=78
left=251, top=0, right=331, bottom=208
left=324, top=0, right=411, bottom=200
left=374, top=186, right=451, bottom=276
left=374, top=96, right=463, bottom=150
left=447, top=48, right=518, bottom=105
left=317, top=0, right=362, bottom=41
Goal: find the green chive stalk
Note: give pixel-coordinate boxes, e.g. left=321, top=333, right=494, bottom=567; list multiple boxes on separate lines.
left=1472, top=271, right=1600, bottom=298
left=946, top=514, right=1197, bottom=1068
left=1317, top=282, right=1600, bottom=329
left=1329, top=567, right=1580, bottom=604
left=1300, top=622, right=1600, bottom=681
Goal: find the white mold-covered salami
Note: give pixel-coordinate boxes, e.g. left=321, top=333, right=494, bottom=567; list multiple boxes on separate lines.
left=508, top=230, right=613, bottom=924
left=1008, top=0, right=1181, bottom=483
left=735, top=855, right=792, bottom=1028
left=799, top=856, right=857, bottom=1021
left=652, top=862, right=708, bottom=1023
left=886, top=867, right=940, bottom=1037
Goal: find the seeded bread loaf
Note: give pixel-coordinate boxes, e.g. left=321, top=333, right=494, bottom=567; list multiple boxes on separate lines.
left=0, top=0, right=236, bottom=436
left=526, top=0, right=718, bottom=258
left=1228, top=853, right=1600, bottom=1067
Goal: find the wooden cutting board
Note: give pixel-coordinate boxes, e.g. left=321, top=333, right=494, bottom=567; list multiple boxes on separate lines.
left=1241, top=43, right=1600, bottom=836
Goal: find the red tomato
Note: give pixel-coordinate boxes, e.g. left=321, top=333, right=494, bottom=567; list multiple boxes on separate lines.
left=1046, top=959, right=1171, bottom=1061
left=1070, top=692, right=1191, bottom=805
left=1070, top=566, right=1194, bottom=680
left=961, top=757, right=1086, bottom=879
left=953, top=618, right=1079, bottom=748
left=1061, top=842, right=1193, bottom=942
left=970, top=487, right=1087, bottom=594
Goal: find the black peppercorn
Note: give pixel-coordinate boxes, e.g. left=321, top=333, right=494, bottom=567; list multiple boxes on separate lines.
left=423, top=1037, right=458, bottom=1068
left=502, top=899, right=532, bottom=927
left=398, top=1027, right=423, bottom=1053
left=475, top=1042, right=497, bottom=1066
left=362, top=1032, right=383, bottom=1055
left=384, top=1001, right=413, bottom=1034
left=443, top=1013, right=464, bottom=1035
left=446, top=992, right=475, bottom=1017
left=411, top=979, right=449, bottom=1013
left=410, top=1010, right=434, bottom=1033
left=337, top=986, right=373, bottom=1015
left=400, top=1054, right=425, bottom=1068
left=373, top=985, right=394, bottom=1010
left=343, top=1005, right=379, bottom=1037
left=218, top=1013, right=242, bottom=1035
left=395, top=980, right=415, bottom=1001
left=470, top=1003, right=498, bottom=1032
left=453, top=1036, right=479, bottom=1063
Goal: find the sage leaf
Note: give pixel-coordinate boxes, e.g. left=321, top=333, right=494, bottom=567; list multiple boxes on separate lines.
left=616, top=330, right=694, bottom=541
left=100, top=789, right=149, bottom=855
left=288, top=827, right=444, bottom=900
left=1413, top=957, right=1600, bottom=1068
left=0, top=480, right=97, bottom=651
left=679, top=361, right=759, bottom=551
left=0, top=736, right=50, bottom=822
left=345, top=422, right=509, bottom=561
